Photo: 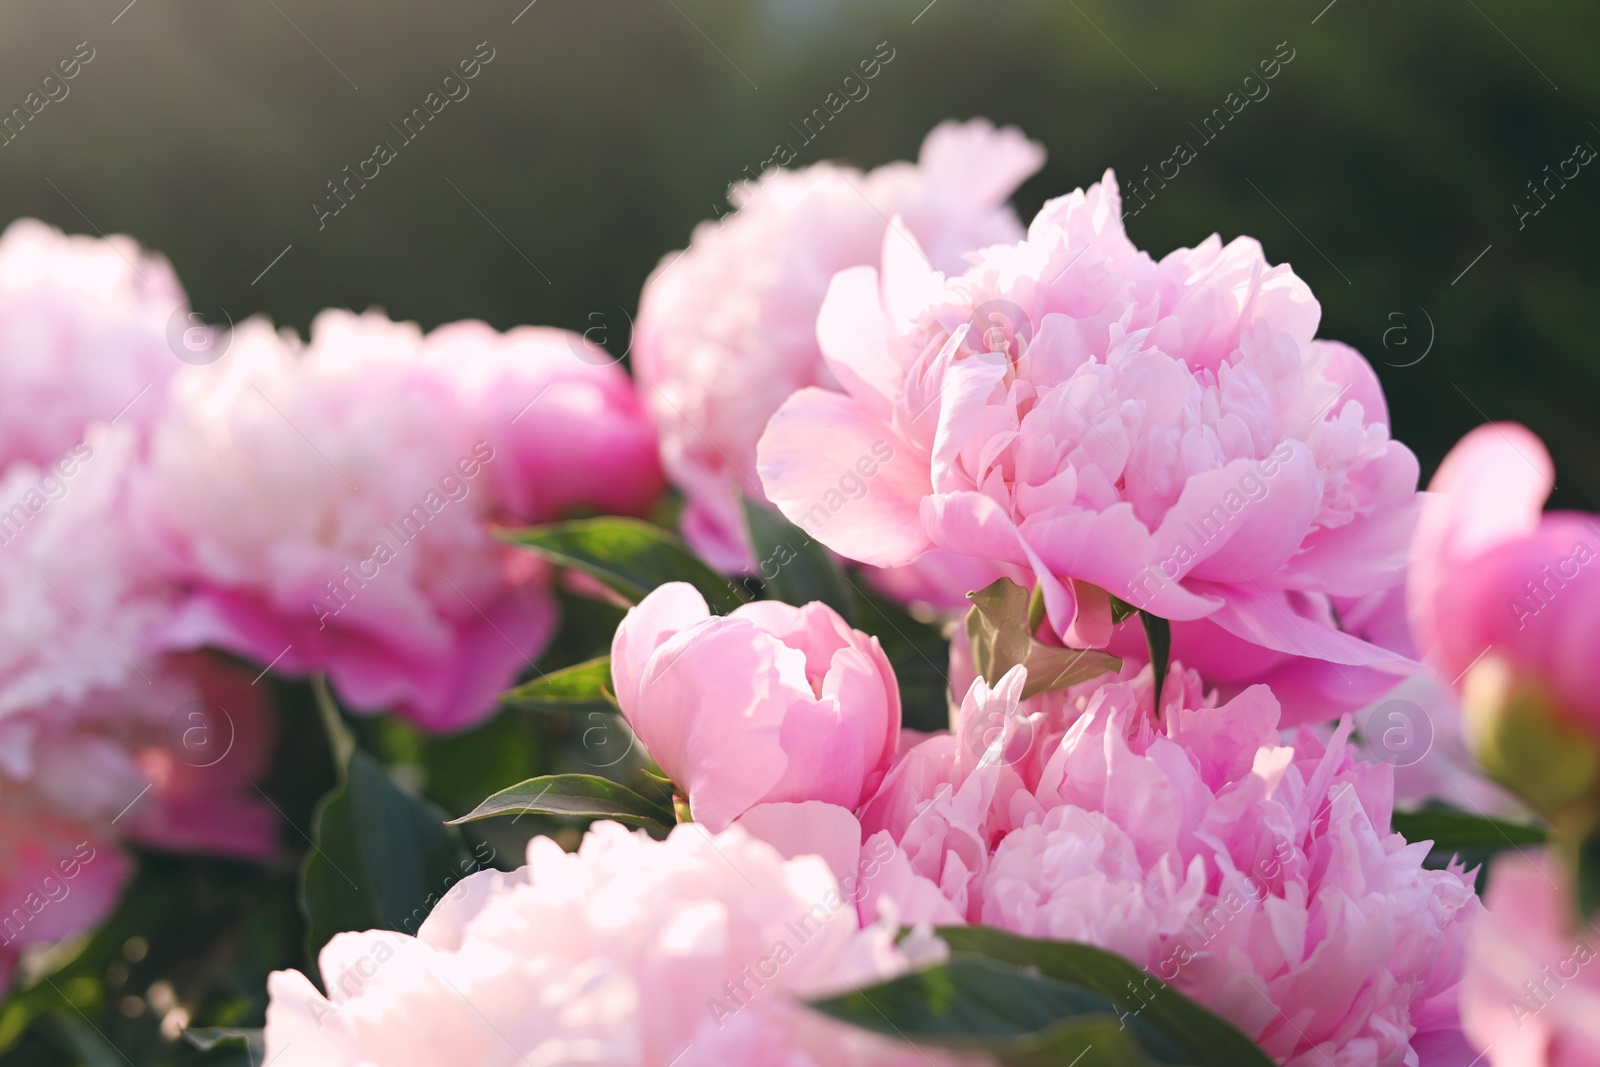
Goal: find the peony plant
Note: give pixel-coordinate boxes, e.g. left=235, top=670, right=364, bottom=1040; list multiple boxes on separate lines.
left=0, top=118, right=1573, bottom=1067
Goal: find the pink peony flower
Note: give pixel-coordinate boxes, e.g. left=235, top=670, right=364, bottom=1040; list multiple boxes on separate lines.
left=0, top=425, right=170, bottom=714
left=3, top=652, right=279, bottom=863
left=134, top=310, right=663, bottom=731
left=854, top=664, right=1479, bottom=1065
left=1410, top=422, right=1600, bottom=728
left=0, top=814, right=127, bottom=997
left=263, top=821, right=958, bottom=1067
left=0, top=219, right=189, bottom=470
left=0, top=429, right=276, bottom=992
left=758, top=169, right=1420, bottom=695
left=611, top=582, right=901, bottom=831
left=634, top=119, right=1044, bottom=607
left=1459, top=853, right=1600, bottom=1067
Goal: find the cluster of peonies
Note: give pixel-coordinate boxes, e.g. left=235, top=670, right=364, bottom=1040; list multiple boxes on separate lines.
left=254, top=131, right=1531, bottom=1067
left=11, top=117, right=1583, bottom=1067
left=0, top=218, right=664, bottom=990
left=596, top=585, right=1481, bottom=1065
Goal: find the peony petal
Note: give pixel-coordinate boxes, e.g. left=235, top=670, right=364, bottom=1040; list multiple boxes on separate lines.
left=610, top=582, right=711, bottom=715
left=1198, top=581, right=1415, bottom=667
left=816, top=266, right=899, bottom=420
left=758, top=388, right=932, bottom=568
left=733, top=801, right=863, bottom=895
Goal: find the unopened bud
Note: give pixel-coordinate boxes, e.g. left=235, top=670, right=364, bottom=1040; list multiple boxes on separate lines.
left=1464, top=655, right=1600, bottom=819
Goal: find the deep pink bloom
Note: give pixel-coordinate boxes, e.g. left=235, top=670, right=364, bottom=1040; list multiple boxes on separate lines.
left=0, top=219, right=189, bottom=469
left=1460, top=853, right=1600, bottom=1067
left=1410, top=422, right=1600, bottom=728
left=634, top=120, right=1043, bottom=608
left=759, top=171, right=1420, bottom=690
left=134, top=311, right=663, bottom=731
left=0, top=814, right=127, bottom=997
left=611, top=583, right=901, bottom=831
left=0, top=435, right=277, bottom=991
left=263, top=821, right=959, bottom=1067
left=854, top=664, right=1479, bottom=1065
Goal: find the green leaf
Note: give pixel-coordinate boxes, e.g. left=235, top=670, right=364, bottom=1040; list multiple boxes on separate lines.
left=1140, top=611, right=1172, bottom=709
left=500, top=655, right=615, bottom=710
left=966, top=578, right=1035, bottom=682
left=302, top=679, right=474, bottom=968
left=965, top=578, right=1121, bottom=700
left=448, top=774, right=673, bottom=829
left=810, top=955, right=1164, bottom=1066
left=1575, top=826, right=1600, bottom=921
left=938, top=926, right=1276, bottom=1067
left=989, top=1018, right=1159, bottom=1067
left=742, top=499, right=854, bottom=621
left=1392, top=803, right=1548, bottom=894
left=1109, top=595, right=1140, bottom=624
left=1021, top=644, right=1123, bottom=699
left=498, top=517, right=746, bottom=613
left=1390, top=806, right=1547, bottom=853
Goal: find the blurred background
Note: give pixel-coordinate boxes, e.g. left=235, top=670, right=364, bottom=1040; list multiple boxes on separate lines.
left=0, top=0, right=1596, bottom=505
left=0, top=1, right=1595, bottom=1062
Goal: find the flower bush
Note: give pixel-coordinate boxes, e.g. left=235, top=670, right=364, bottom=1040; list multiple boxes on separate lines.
left=0, top=118, right=1577, bottom=1067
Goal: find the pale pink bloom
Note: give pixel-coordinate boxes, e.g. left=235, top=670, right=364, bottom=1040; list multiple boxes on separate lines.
left=759, top=170, right=1420, bottom=693
left=1460, top=853, right=1600, bottom=1067
left=857, top=664, right=1479, bottom=1065
left=635, top=119, right=1043, bottom=605
left=135, top=310, right=662, bottom=731
left=1410, top=422, right=1600, bottom=728
left=611, top=583, right=901, bottom=831
left=0, top=425, right=169, bottom=714
left=264, top=821, right=961, bottom=1067
left=0, top=219, right=189, bottom=469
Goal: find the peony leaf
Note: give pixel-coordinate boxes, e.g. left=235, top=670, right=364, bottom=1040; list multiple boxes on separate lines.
left=1109, top=594, right=1141, bottom=624
left=1140, top=611, right=1172, bottom=710
left=1019, top=643, right=1123, bottom=700
left=965, top=577, right=1039, bottom=682
left=1579, top=828, right=1600, bottom=920
left=447, top=774, right=673, bottom=830
left=499, top=655, right=615, bottom=710
left=742, top=499, right=855, bottom=621
left=302, top=678, right=474, bottom=968
left=810, top=955, right=1170, bottom=1066
left=937, top=927, right=1277, bottom=1067
left=499, top=517, right=747, bottom=613
left=967, top=578, right=1120, bottom=700
left=1389, top=806, right=1546, bottom=853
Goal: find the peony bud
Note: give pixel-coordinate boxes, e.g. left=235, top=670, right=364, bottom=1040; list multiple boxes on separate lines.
left=610, top=583, right=901, bottom=831
left=1463, top=655, right=1600, bottom=822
